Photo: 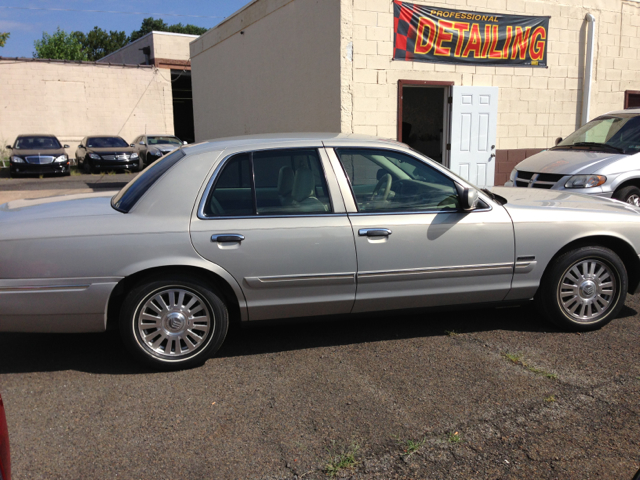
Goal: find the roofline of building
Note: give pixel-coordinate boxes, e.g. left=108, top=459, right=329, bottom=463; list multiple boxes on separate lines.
left=0, top=56, right=154, bottom=68
left=98, top=30, right=200, bottom=63
left=190, top=0, right=294, bottom=56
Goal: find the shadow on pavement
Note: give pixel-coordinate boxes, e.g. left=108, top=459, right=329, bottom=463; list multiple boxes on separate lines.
left=0, top=304, right=635, bottom=375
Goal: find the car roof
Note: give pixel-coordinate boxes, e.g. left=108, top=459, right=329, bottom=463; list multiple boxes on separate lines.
left=86, top=135, right=124, bottom=138
left=604, top=108, right=640, bottom=115
left=16, top=134, right=58, bottom=138
left=182, top=132, right=406, bottom=156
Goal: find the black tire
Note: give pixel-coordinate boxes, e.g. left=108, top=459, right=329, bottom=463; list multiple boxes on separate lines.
left=536, top=246, right=627, bottom=331
left=83, top=158, right=91, bottom=174
left=612, top=186, right=640, bottom=207
left=119, top=274, right=229, bottom=370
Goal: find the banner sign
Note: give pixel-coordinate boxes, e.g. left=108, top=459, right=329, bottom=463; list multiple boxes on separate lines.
left=393, top=1, right=549, bottom=67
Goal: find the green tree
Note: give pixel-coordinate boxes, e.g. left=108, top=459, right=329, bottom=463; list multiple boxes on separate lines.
left=0, top=32, right=9, bottom=48
left=130, top=17, right=208, bottom=42
left=33, top=27, right=88, bottom=61
left=73, top=27, right=129, bottom=61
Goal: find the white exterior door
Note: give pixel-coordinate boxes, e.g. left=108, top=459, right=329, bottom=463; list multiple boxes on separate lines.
left=449, top=86, right=498, bottom=187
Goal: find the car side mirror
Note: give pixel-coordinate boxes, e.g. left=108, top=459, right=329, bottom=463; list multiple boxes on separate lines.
left=5, top=145, right=11, bottom=149
left=79, top=144, right=84, bottom=148
left=63, top=144, right=70, bottom=148
left=183, top=141, right=187, bottom=145
left=461, top=187, right=479, bottom=211
left=555, top=137, right=563, bottom=146
left=140, top=141, right=146, bottom=146
left=130, top=144, right=135, bottom=148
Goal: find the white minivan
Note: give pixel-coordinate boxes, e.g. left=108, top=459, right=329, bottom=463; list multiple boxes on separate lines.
left=505, top=109, right=640, bottom=206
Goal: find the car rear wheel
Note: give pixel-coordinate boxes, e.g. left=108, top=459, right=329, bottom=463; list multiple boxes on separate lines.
left=613, top=185, right=640, bottom=207
left=119, top=275, right=229, bottom=370
left=536, top=246, right=627, bottom=331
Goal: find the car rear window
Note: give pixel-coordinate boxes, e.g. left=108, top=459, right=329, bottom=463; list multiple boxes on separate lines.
left=111, top=149, right=185, bottom=213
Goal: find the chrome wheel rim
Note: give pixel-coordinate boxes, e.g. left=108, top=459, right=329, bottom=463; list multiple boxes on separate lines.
left=558, top=258, right=616, bottom=323
left=136, top=287, right=212, bottom=359
left=626, top=194, right=640, bottom=207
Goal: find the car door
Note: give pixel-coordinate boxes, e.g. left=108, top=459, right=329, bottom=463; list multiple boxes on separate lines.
left=326, top=145, right=515, bottom=314
left=190, top=144, right=357, bottom=321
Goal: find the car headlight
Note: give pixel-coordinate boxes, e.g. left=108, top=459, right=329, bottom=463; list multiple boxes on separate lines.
left=88, top=153, right=100, bottom=160
left=10, top=155, right=24, bottom=163
left=564, top=175, right=607, bottom=188
left=149, top=148, right=161, bottom=156
left=54, top=154, right=68, bottom=163
left=509, top=168, right=517, bottom=182
left=130, top=153, right=139, bottom=159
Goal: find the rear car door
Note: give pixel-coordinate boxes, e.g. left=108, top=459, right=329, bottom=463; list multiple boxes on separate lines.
left=327, top=146, right=515, bottom=313
left=190, top=144, right=357, bottom=321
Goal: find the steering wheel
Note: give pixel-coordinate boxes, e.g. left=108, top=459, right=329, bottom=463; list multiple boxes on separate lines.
left=371, top=174, right=392, bottom=202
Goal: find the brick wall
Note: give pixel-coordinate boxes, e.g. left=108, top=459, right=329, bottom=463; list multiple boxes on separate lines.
left=341, top=0, right=640, bottom=151
left=495, top=148, right=545, bottom=185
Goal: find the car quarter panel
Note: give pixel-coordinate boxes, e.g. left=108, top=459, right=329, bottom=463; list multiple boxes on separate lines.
left=0, top=149, right=249, bottom=332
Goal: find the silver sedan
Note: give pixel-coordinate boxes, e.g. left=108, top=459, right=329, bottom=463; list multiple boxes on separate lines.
left=1, top=133, right=640, bottom=369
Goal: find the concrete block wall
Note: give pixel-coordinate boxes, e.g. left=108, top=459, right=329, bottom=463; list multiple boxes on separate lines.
left=0, top=60, right=174, bottom=157
left=341, top=0, right=640, bottom=151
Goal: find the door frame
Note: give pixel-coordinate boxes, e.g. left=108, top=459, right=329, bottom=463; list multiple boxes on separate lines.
left=397, top=80, right=454, bottom=167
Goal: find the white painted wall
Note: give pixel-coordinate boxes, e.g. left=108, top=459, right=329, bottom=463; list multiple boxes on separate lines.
left=0, top=60, right=174, bottom=155
left=190, top=0, right=342, bottom=141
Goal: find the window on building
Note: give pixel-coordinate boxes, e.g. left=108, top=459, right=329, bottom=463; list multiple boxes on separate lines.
left=625, top=91, right=640, bottom=109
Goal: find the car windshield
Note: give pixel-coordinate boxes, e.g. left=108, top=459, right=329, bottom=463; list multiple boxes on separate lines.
left=147, top=136, right=181, bottom=145
left=15, top=136, right=61, bottom=149
left=556, top=114, right=640, bottom=154
left=87, top=137, right=129, bottom=148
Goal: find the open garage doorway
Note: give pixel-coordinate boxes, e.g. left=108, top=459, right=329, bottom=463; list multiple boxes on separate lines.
left=397, top=81, right=452, bottom=166
left=171, top=70, right=195, bottom=144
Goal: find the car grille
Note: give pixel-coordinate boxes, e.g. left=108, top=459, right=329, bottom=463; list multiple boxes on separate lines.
left=514, top=171, right=565, bottom=189
left=25, top=155, right=55, bottom=165
left=101, top=154, right=130, bottom=161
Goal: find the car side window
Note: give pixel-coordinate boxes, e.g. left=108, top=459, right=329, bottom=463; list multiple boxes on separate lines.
left=335, top=148, right=459, bottom=213
left=204, top=148, right=332, bottom=217
left=253, top=148, right=331, bottom=214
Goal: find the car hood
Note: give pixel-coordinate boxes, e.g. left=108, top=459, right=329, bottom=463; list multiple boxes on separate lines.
left=491, top=186, right=640, bottom=215
left=148, top=144, right=180, bottom=150
left=514, top=149, right=627, bottom=175
left=87, top=147, right=135, bottom=153
left=0, top=191, right=119, bottom=224
left=10, top=147, right=66, bottom=157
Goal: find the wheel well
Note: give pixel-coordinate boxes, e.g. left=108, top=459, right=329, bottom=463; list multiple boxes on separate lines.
left=613, top=179, right=640, bottom=195
left=541, top=235, right=640, bottom=294
left=106, top=266, right=242, bottom=331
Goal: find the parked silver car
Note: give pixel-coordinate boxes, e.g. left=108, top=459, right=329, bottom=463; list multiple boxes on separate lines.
left=506, top=109, right=640, bottom=205
left=132, top=134, right=186, bottom=170
left=2, top=133, right=640, bottom=369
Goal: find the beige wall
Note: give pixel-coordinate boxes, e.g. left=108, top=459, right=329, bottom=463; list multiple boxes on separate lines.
left=342, top=0, right=640, bottom=150
left=0, top=60, right=175, bottom=155
left=98, top=32, right=197, bottom=65
left=190, top=0, right=342, bottom=141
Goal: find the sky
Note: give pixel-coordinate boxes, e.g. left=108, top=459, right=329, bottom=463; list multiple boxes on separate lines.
left=0, top=0, right=253, bottom=58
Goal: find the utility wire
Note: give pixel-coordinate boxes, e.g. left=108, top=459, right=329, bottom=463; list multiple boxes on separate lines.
left=0, top=5, right=226, bottom=19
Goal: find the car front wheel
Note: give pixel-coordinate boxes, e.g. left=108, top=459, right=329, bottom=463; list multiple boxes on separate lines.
left=613, top=185, right=640, bottom=207
left=119, top=275, right=229, bottom=370
left=536, top=246, right=627, bottom=331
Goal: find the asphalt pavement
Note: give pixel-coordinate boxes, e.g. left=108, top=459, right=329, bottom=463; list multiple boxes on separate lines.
left=0, top=172, right=639, bottom=479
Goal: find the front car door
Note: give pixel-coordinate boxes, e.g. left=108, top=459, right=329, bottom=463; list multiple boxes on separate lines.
left=325, top=144, right=514, bottom=313
left=190, top=143, right=357, bottom=321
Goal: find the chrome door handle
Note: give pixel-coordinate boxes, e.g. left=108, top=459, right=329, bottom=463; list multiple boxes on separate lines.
left=211, top=234, right=245, bottom=243
left=358, top=228, right=392, bottom=237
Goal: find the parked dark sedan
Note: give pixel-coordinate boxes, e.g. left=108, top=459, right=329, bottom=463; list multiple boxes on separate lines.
left=0, top=393, right=10, bottom=480
left=7, top=134, right=70, bottom=177
left=76, top=136, right=139, bottom=173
